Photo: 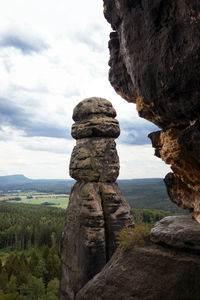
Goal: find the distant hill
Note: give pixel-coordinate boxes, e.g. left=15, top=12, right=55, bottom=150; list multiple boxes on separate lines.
left=0, top=175, right=186, bottom=213
left=0, top=174, right=33, bottom=185
left=117, top=178, right=162, bottom=185
left=0, top=174, right=75, bottom=194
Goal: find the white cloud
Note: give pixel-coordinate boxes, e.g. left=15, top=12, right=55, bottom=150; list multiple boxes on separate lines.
left=0, top=0, right=169, bottom=179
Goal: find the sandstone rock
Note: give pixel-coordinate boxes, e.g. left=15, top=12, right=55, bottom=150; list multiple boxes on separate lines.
left=72, top=97, right=116, bottom=122
left=69, top=138, right=119, bottom=182
left=148, top=129, right=200, bottom=191
left=60, top=182, right=106, bottom=300
left=71, top=116, right=120, bottom=139
left=103, top=0, right=200, bottom=221
left=151, top=215, right=200, bottom=250
left=148, top=128, right=200, bottom=220
left=178, top=121, right=200, bottom=163
left=103, top=0, right=200, bottom=128
left=164, top=173, right=200, bottom=222
left=60, top=98, right=134, bottom=300
left=76, top=241, right=200, bottom=300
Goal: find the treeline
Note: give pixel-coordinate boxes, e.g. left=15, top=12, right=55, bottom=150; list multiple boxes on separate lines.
left=0, top=181, right=74, bottom=194
left=0, top=202, right=65, bottom=251
left=0, top=247, right=60, bottom=300
left=120, top=181, right=185, bottom=213
left=131, top=208, right=182, bottom=224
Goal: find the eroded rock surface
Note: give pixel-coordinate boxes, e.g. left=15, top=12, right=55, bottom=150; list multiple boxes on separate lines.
left=151, top=215, right=200, bottom=250
left=76, top=217, right=200, bottom=300
left=60, top=97, right=134, bottom=300
left=103, top=0, right=200, bottom=221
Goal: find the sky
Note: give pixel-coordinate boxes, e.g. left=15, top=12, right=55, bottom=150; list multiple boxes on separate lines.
left=0, top=0, right=170, bottom=179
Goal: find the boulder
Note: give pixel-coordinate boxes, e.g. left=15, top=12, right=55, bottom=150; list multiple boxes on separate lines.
left=151, top=215, right=200, bottom=250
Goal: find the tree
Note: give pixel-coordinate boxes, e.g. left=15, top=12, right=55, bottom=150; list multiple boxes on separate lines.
left=20, top=274, right=45, bottom=300
left=0, top=258, right=3, bottom=273
left=46, top=278, right=59, bottom=299
left=29, top=250, right=39, bottom=276
left=0, top=269, right=8, bottom=292
left=6, top=275, right=17, bottom=293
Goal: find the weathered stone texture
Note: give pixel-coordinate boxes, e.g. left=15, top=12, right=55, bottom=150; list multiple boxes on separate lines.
left=69, top=138, right=119, bottom=182
left=72, top=97, right=116, bottom=122
left=60, top=98, right=134, bottom=300
left=104, top=0, right=200, bottom=127
left=103, top=0, right=200, bottom=221
left=76, top=216, right=200, bottom=300
left=72, top=116, right=120, bottom=139
left=151, top=215, right=200, bottom=250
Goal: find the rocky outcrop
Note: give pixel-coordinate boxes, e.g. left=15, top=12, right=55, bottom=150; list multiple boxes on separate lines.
left=60, top=97, right=134, bottom=300
left=103, top=0, right=200, bottom=221
left=151, top=215, right=200, bottom=250
left=76, top=216, right=200, bottom=300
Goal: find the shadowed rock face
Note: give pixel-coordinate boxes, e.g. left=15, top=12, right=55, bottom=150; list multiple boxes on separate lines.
left=76, top=217, right=200, bottom=300
left=60, top=97, right=134, bottom=300
left=103, top=0, right=200, bottom=221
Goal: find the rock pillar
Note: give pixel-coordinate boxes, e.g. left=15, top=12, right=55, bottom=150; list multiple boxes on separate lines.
left=60, top=97, right=134, bottom=300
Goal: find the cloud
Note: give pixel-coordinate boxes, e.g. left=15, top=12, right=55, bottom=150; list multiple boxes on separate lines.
left=118, top=121, right=159, bottom=145
left=0, top=29, right=48, bottom=54
left=0, top=98, right=71, bottom=139
left=72, top=32, right=104, bottom=53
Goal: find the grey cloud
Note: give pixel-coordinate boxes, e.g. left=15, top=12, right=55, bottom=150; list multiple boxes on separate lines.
left=72, top=23, right=105, bottom=53
left=0, top=31, right=48, bottom=54
left=0, top=98, right=71, bottom=139
left=118, top=121, right=159, bottom=145
left=74, top=33, right=104, bottom=53
left=21, top=143, right=68, bottom=154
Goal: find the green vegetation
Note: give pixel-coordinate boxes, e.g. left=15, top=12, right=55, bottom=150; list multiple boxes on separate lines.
left=0, top=175, right=187, bottom=298
left=0, top=192, right=69, bottom=209
left=0, top=247, right=60, bottom=299
left=131, top=208, right=182, bottom=224
left=119, top=224, right=150, bottom=250
left=0, top=201, right=65, bottom=299
left=119, top=180, right=186, bottom=213
left=0, top=202, right=65, bottom=251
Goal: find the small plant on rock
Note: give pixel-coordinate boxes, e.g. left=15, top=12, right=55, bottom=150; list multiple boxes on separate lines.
left=119, top=223, right=150, bottom=250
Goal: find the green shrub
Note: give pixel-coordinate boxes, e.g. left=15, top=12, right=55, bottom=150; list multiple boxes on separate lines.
left=119, top=223, right=150, bottom=250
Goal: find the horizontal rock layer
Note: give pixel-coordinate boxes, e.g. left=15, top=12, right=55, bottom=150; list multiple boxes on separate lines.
left=69, top=138, right=119, bottom=182
left=71, top=116, right=120, bottom=139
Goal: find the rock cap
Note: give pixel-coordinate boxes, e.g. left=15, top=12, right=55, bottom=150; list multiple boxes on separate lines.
left=72, top=97, right=117, bottom=122
left=72, top=97, right=120, bottom=139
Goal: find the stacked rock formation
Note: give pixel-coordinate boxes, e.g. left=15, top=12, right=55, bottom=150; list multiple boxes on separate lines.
left=103, top=0, right=200, bottom=222
left=60, top=97, right=134, bottom=300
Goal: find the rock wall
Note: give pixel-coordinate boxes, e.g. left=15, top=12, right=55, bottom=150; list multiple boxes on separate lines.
left=60, top=97, right=134, bottom=300
left=103, top=0, right=200, bottom=221
left=76, top=216, right=200, bottom=300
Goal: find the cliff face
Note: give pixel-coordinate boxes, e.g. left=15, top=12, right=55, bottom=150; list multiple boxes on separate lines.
left=103, top=0, right=200, bottom=221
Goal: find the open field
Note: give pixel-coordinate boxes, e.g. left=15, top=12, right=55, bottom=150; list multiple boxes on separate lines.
left=0, top=192, right=69, bottom=209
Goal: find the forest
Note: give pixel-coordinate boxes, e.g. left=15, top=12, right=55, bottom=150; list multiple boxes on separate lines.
left=0, top=202, right=65, bottom=299
left=0, top=176, right=186, bottom=299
